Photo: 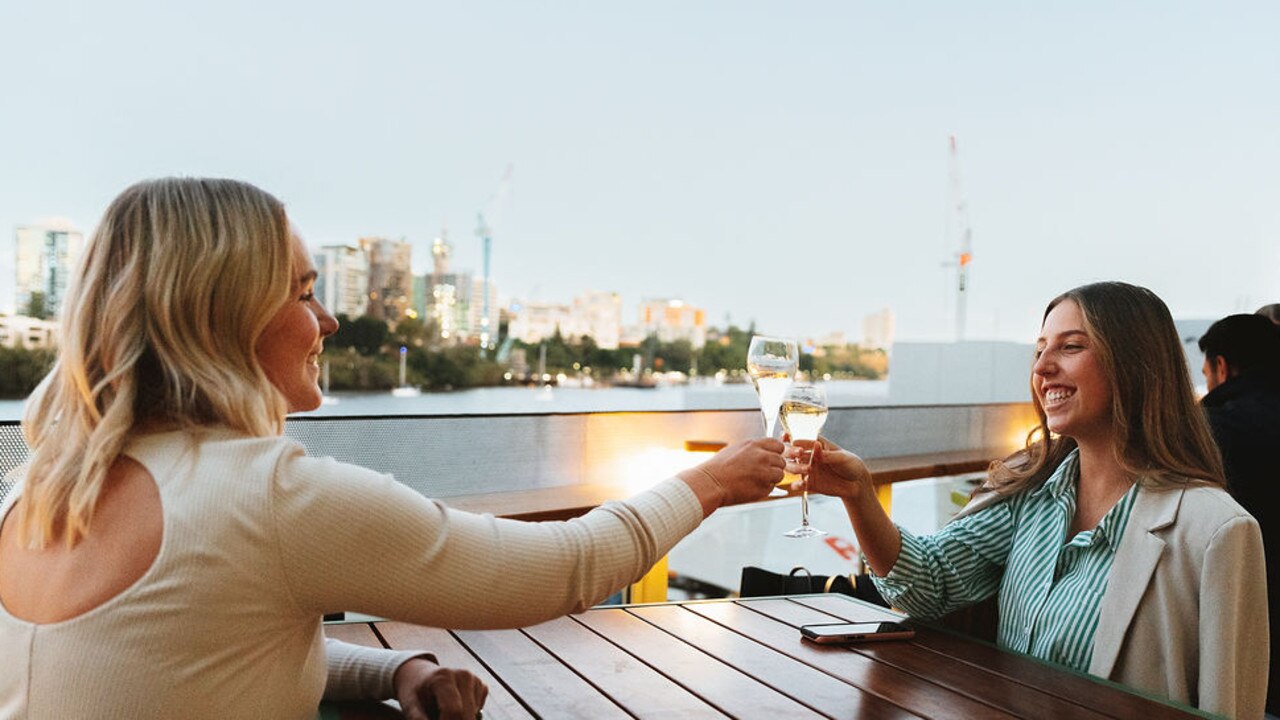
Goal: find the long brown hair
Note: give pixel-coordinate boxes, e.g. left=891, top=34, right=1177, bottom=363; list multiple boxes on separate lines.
left=987, top=281, right=1224, bottom=495
left=17, top=178, right=294, bottom=548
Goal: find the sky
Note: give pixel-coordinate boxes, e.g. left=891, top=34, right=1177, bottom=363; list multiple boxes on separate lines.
left=2, top=1, right=1278, bottom=343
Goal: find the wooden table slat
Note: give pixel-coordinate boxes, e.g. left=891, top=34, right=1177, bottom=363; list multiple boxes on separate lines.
left=741, top=598, right=1127, bottom=720
left=324, top=622, right=387, bottom=648
left=336, top=595, right=1206, bottom=720
left=573, top=607, right=826, bottom=719
left=687, top=600, right=1015, bottom=720
left=374, top=622, right=534, bottom=720
left=522, top=615, right=725, bottom=719
left=629, top=605, right=923, bottom=720
left=452, top=627, right=631, bottom=718
left=792, top=595, right=1204, bottom=720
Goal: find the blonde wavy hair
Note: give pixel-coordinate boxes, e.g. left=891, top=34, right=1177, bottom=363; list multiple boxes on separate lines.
left=987, top=281, right=1225, bottom=495
left=18, top=178, right=293, bottom=548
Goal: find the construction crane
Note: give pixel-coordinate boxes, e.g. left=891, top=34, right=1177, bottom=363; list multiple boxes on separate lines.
left=942, top=134, right=974, bottom=341
left=475, top=165, right=513, bottom=355
left=474, top=211, right=493, bottom=353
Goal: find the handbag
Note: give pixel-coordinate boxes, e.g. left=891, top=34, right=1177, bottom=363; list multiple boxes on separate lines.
left=739, top=565, right=889, bottom=607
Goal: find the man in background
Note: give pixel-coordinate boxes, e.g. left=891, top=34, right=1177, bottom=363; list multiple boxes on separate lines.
left=1257, top=303, right=1280, bottom=325
left=1199, top=313, right=1280, bottom=716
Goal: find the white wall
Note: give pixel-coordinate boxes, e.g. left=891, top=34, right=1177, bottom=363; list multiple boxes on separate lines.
left=889, top=341, right=1034, bottom=405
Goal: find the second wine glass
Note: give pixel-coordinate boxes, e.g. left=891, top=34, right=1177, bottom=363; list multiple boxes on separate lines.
left=746, top=335, right=798, bottom=438
left=780, top=382, right=829, bottom=538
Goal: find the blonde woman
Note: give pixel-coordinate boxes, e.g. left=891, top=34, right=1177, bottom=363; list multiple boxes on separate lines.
left=795, top=282, right=1267, bottom=719
left=0, top=178, right=786, bottom=720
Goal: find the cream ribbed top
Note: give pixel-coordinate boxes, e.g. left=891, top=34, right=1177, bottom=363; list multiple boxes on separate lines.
left=0, top=428, right=702, bottom=719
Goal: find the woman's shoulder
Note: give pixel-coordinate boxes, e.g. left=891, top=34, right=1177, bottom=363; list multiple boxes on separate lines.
left=126, top=425, right=395, bottom=499
left=1175, top=483, right=1254, bottom=523
left=128, top=425, right=298, bottom=463
left=1141, top=480, right=1259, bottom=545
left=122, top=426, right=308, bottom=493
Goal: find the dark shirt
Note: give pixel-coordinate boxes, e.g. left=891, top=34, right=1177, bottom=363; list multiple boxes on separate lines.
left=1202, top=371, right=1280, bottom=713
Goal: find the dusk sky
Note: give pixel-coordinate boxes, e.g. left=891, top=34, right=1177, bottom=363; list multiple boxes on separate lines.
left=2, top=1, right=1277, bottom=342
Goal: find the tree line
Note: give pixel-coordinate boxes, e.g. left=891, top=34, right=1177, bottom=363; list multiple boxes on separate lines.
left=321, top=315, right=885, bottom=392
left=0, top=346, right=56, bottom=399
left=0, top=315, right=885, bottom=398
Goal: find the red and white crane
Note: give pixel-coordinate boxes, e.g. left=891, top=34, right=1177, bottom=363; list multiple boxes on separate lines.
left=944, top=134, right=974, bottom=341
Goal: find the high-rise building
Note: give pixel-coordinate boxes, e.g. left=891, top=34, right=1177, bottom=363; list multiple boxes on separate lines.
left=14, top=219, right=84, bottom=319
left=469, top=276, right=500, bottom=344
left=359, top=236, right=413, bottom=323
left=313, top=244, right=369, bottom=318
left=418, top=230, right=489, bottom=342
left=638, top=298, right=706, bottom=348
left=862, top=307, right=895, bottom=350
left=423, top=232, right=463, bottom=339
left=431, top=231, right=452, bottom=276
left=415, top=229, right=504, bottom=343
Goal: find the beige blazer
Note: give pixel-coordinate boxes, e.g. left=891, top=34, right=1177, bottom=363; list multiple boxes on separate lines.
left=956, top=483, right=1267, bottom=719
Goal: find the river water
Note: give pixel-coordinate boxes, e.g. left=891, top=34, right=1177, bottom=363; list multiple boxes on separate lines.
left=0, top=379, right=890, bottom=421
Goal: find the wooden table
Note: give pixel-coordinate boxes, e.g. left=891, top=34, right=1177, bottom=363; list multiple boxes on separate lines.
left=322, top=594, right=1204, bottom=719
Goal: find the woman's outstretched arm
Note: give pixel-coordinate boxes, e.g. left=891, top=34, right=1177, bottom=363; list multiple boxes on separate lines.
left=272, top=437, right=785, bottom=629
left=789, top=438, right=900, bottom=575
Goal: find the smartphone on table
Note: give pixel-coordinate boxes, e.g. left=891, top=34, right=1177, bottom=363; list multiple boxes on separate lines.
left=800, top=621, right=915, bottom=644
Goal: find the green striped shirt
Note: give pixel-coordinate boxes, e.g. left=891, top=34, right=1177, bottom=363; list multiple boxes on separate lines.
left=872, top=449, right=1140, bottom=672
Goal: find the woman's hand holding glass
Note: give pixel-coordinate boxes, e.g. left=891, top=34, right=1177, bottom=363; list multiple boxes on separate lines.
left=679, top=438, right=787, bottom=516
left=787, top=436, right=903, bottom=578
left=784, top=437, right=874, bottom=501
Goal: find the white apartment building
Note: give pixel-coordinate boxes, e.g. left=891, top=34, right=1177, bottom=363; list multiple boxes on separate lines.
left=862, top=307, right=896, bottom=350
left=507, top=291, right=621, bottom=348
left=818, top=331, right=848, bottom=347
left=14, top=219, right=84, bottom=319
left=508, top=300, right=582, bottom=344
left=0, top=315, right=58, bottom=350
left=574, top=291, right=622, bottom=349
left=638, top=298, right=706, bottom=348
left=314, top=244, right=370, bottom=318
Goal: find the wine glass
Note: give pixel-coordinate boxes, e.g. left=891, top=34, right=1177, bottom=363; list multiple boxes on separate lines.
left=746, top=335, right=798, bottom=438
left=780, top=382, right=829, bottom=538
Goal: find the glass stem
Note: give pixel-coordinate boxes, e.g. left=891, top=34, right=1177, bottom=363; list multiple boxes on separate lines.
left=800, top=476, right=810, bottom=527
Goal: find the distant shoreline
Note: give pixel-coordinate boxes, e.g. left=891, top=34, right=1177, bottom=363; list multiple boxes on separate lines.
left=0, top=379, right=892, bottom=422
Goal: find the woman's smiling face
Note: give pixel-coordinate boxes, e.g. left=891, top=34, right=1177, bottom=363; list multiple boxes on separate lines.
left=255, top=233, right=339, bottom=413
left=1032, top=299, right=1113, bottom=443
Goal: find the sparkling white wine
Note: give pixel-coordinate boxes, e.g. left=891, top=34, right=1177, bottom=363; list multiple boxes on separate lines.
left=748, top=362, right=793, bottom=436
left=780, top=400, right=828, bottom=440
left=780, top=381, right=829, bottom=538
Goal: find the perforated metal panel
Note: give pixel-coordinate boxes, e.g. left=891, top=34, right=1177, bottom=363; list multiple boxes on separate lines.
left=0, top=403, right=1037, bottom=505
left=0, top=422, right=29, bottom=502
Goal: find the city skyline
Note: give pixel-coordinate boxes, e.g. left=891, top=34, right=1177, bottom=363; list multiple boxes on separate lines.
left=1, top=220, right=886, bottom=352
left=2, top=2, right=1277, bottom=342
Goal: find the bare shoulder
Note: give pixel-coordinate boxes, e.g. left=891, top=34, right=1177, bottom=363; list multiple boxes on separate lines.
left=0, top=455, right=162, bottom=624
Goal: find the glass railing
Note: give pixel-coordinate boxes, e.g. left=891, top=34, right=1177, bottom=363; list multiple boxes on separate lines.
left=0, top=402, right=1035, bottom=601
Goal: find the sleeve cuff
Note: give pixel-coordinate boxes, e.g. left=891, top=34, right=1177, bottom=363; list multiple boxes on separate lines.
left=867, top=525, right=922, bottom=602
left=324, top=638, right=438, bottom=701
